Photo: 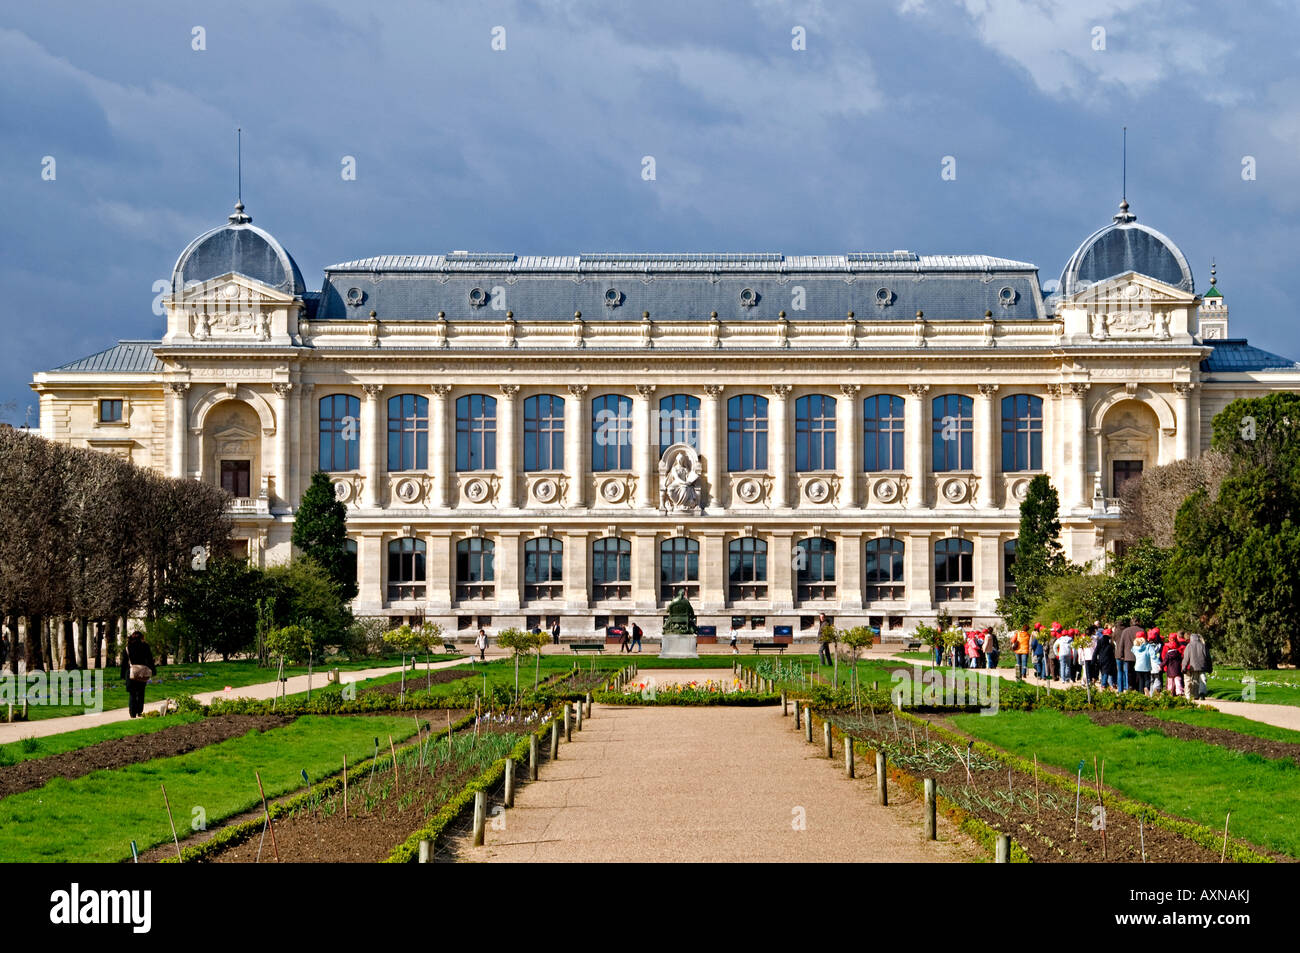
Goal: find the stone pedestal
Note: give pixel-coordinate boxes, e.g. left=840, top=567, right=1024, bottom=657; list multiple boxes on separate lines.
left=659, top=633, right=699, bottom=659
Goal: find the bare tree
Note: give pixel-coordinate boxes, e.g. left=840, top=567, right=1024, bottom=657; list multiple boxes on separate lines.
left=1118, top=451, right=1231, bottom=547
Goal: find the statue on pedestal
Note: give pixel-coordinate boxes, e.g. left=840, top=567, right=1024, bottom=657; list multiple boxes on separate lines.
left=663, top=588, right=697, bottom=635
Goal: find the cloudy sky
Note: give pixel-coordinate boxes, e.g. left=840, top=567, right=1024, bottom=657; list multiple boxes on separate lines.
left=5, top=0, right=1300, bottom=422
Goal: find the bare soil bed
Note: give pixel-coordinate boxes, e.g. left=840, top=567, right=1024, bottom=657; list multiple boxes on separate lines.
left=0, top=715, right=289, bottom=800
left=1081, top=709, right=1300, bottom=763
left=829, top=712, right=1227, bottom=863
left=361, top=669, right=475, bottom=697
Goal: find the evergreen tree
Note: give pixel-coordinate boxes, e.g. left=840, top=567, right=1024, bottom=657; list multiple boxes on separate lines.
left=291, top=471, right=357, bottom=601
left=997, top=474, right=1066, bottom=628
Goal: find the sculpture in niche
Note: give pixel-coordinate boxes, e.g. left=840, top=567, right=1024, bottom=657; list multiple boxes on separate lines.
left=660, top=444, right=701, bottom=512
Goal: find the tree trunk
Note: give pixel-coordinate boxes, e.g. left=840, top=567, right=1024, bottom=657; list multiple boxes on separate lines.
left=5, top=613, right=17, bottom=674
left=62, top=617, right=79, bottom=671
left=92, top=621, right=103, bottom=669
left=78, top=616, right=89, bottom=669
left=28, top=613, right=46, bottom=672
left=44, top=618, right=57, bottom=670
left=105, top=617, right=118, bottom=669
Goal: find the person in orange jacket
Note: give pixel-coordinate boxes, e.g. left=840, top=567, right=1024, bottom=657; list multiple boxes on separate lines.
left=1012, top=629, right=1031, bottom=680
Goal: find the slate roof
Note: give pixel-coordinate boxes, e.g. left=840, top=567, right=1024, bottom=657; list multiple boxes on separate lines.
left=314, top=253, right=1047, bottom=323
left=53, top=340, right=163, bottom=373
left=1060, top=202, right=1194, bottom=295
left=1200, top=339, right=1300, bottom=373
left=171, top=206, right=306, bottom=296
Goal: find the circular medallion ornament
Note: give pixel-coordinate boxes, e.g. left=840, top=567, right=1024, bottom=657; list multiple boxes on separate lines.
left=805, top=479, right=830, bottom=503
left=736, top=479, right=762, bottom=503
left=942, top=478, right=968, bottom=503
left=222, top=283, right=239, bottom=299
left=333, top=480, right=352, bottom=503
left=1011, top=478, right=1030, bottom=502
left=395, top=478, right=420, bottom=503
left=874, top=478, right=898, bottom=503
left=534, top=478, right=557, bottom=503
left=465, top=479, right=489, bottom=502
left=601, top=478, right=625, bottom=503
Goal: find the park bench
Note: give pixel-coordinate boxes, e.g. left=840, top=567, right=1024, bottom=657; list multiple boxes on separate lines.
left=570, top=642, right=606, bottom=654
left=752, top=641, right=787, bottom=654
left=905, top=640, right=923, bottom=651
left=442, top=641, right=461, bottom=653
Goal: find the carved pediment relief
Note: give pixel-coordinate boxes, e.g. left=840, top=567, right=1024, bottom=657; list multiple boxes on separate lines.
left=212, top=423, right=259, bottom=456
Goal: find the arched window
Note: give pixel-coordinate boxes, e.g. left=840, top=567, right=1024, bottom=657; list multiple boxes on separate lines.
left=524, top=537, right=563, bottom=600
left=1003, top=539, right=1017, bottom=596
left=591, top=394, right=632, bottom=471
left=931, top=394, right=974, bottom=472
left=863, top=395, right=905, bottom=471
left=456, top=537, right=495, bottom=600
left=658, top=394, right=701, bottom=450
left=456, top=394, right=497, bottom=471
left=592, top=537, right=631, bottom=601
left=523, top=394, right=565, bottom=471
left=319, top=394, right=360, bottom=471
left=343, top=538, right=358, bottom=591
left=1001, top=395, right=1043, bottom=472
left=387, top=395, right=428, bottom=472
left=795, top=395, right=836, bottom=471
left=660, top=537, right=700, bottom=602
left=796, top=537, right=836, bottom=600
left=728, top=537, right=768, bottom=601
left=934, top=537, right=974, bottom=602
left=387, top=537, right=426, bottom=601
left=727, top=394, right=769, bottom=472
left=865, top=537, right=905, bottom=602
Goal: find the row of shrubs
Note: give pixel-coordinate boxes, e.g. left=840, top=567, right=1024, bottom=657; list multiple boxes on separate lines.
left=592, top=689, right=781, bottom=707
left=793, top=680, right=1199, bottom=713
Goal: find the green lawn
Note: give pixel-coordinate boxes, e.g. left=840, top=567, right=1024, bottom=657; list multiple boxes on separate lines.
left=950, top=708, right=1300, bottom=858
left=1205, top=667, right=1300, bottom=707
left=0, top=712, right=205, bottom=766
left=0, top=714, right=420, bottom=862
left=14, top=653, right=462, bottom=721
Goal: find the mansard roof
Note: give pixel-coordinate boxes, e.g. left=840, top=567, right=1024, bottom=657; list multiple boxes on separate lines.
left=1200, top=339, right=1300, bottom=373
left=52, top=340, right=163, bottom=373
left=314, top=251, right=1047, bottom=322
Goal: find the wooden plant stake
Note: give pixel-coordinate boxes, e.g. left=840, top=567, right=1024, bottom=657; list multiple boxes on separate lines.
left=255, top=770, right=280, bottom=862
left=414, top=718, right=424, bottom=768
left=446, top=712, right=453, bottom=763
left=1034, top=754, right=1040, bottom=814
left=367, top=737, right=379, bottom=792
left=389, top=735, right=399, bottom=796
left=1139, top=815, right=1146, bottom=863
left=160, top=783, right=181, bottom=860
left=1093, top=755, right=1107, bottom=860
left=342, top=755, right=348, bottom=823
left=1221, top=812, right=1231, bottom=862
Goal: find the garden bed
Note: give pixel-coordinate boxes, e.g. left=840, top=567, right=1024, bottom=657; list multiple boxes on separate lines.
left=1081, top=709, right=1300, bottom=764
left=0, top=714, right=289, bottom=800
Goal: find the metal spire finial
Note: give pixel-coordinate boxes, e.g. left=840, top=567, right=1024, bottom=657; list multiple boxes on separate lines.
left=228, top=128, right=252, bottom=224
left=1210, top=260, right=1217, bottom=286
left=1113, top=126, right=1136, bottom=223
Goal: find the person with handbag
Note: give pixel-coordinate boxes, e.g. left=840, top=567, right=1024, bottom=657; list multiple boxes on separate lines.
left=119, top=631, right=156, bottom=718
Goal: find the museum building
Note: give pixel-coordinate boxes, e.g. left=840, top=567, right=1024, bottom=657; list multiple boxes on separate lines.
left=30, top=198, right=1300, bottom=638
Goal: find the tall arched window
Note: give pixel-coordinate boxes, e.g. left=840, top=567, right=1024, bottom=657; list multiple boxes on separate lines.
left=931, top=394, right=974, bottom=472
left=1003, top=539, right=1018, bottom=596
left=387, top=537, right=426, bottom=600
left=592, top=537, right=631, bottom=601
left=1001, top=394, right=1043, bottom=472
left=934, top=537, right=974, bottom=601
left=387, top=395, right=428, bottom=472
left=319, top=394, right=360, bottom=471
left=456, top=537, right=495, bottom=600
left=343, top=538, right=358, bottom=592
left=796, top=537, right=836, bottom=600
left=456, top=394, right=497, bottom=471
left=727, top=394, right=769, bottom=471
left=660, top=537, right=699, bottom=602
left=524, top=537, right=563, bottom=600
left=591, top=394, right=632, bottom=471
left=728, top=537, right=768, bottom=601
left=523, top=394, right=565, bottom=471
left=658, top=394, right=701, bottom=449
left=863, top=394, right=905, bottom=471
left=795, top=395, right=836, bottom=471
left=864, top=537, right=905, bottom=602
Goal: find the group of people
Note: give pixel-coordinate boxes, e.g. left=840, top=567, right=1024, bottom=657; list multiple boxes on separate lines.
left=617, top=622, right=644, bottom=653
left=933, top=628, right=1002, bottom=671
left=1020, top=620, right=1212, bottom=699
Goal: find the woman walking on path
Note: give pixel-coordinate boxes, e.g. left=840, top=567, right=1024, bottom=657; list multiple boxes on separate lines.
left=1094, top=628, right=1118, bottom=690
left=1163, top=634, right=1185, bottom=696
left=475, top=627, right=488, bottom=661
left=1133, top=634, right=1150, bottom=694
left=119, top=631, right=156, bottom=718
left=1183, top=633, right=1211, bottom=700
left=983, top=628, right=1000, bottom=670
left=1053, top=627, right=1073, bottom=683
left=1012, top=628, right=1031, bottom=680
left=729, top=622, right=740, bottom=655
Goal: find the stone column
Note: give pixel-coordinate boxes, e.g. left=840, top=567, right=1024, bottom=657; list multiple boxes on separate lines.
left=1173, top=383, right=1195, bottom=461
left=906, top=531, right=933, bottom=614
left=565, top=384, right=588, bottom=508
left=360, top=384, right=383, bottom=507
left=770, top=384, right=792, bottom=508
left=631, top=532, right=659, bottom=612
left=905, top=384, right=930, bottom=508
left=698, top=531, right=726, bottom=612
left=771, top=531, right=795, bottom=612
left=498, top=384, right=519, bottom=508
left=1064, top=382, right=1090, bottom=510
left=838, top=530, right=864, bottom=612
left=427, top=531, right=452, bottom=611
left=975, top=532, right=1001, bottom=617
left=430, top=384, right=451, bottom=508
left=167, top=382, right=189, bottom=479
left=1045, top=384, right=1063, bottom=500
left=838, top=384, right=860, bottom=508
left=975, top=383, right=998, bottom=508
left=272, top=382, right=292, bottom=509
left=357, top=531, right=384, bottom=612
left=496, top=531, right=522, bottom=612
left=563, top=531, right=589, bottom=610
left=702, top=385, right=725, bottom=510
left=633, top=383, right=656, bottom=508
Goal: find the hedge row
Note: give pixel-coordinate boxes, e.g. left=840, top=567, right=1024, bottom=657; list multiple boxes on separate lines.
left=160, top=710, right=477, bottom=863
left=592, top=690, right=781, bottom=707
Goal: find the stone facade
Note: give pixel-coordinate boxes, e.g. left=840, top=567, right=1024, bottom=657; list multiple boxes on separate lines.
left=30, top=202, right=1300, bottom=640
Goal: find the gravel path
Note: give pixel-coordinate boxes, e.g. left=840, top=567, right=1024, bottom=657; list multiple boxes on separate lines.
left=449, top=672, right=981, bottom=863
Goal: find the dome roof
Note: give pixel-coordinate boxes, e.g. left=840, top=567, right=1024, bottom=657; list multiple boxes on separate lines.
left=171, top=202, right=306, bottom=296
left=1059, top=200, right=1193, bottom=296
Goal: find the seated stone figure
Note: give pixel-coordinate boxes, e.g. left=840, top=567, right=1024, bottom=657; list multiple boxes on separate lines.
left=662, top=588, right=697, bottom=634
